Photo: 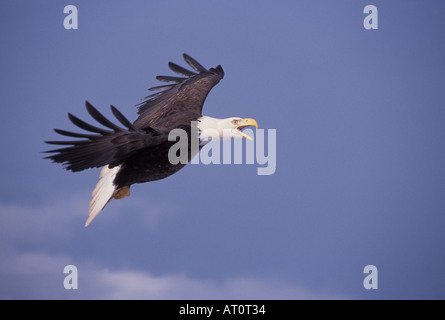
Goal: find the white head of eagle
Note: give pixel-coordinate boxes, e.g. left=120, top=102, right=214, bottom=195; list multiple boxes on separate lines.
left=198, top=116, right=258, bottom=144
left=44, top=54, right=258, bottom=227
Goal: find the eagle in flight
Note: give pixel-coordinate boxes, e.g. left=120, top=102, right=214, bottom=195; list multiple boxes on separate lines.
left=45, top=54, right=258, bottom=226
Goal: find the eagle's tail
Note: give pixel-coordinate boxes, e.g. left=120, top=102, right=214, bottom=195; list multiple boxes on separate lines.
left=85, top=164, right=130, bottom=227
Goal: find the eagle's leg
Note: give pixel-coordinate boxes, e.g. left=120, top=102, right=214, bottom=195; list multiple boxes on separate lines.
left=114, top=186, right=131, bottom=199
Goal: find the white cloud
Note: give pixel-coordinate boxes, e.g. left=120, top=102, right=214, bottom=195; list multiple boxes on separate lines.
left=96, top=270, right=347, bottom=300
left=109, top=194, right=180, bottom=230
left=0, top=197, right=349, bottom=300
left=0, top=197, right=85, bottom=245
left=0, top=193, right=179, bottom=244
left=0, top=249, right=346, bottom=299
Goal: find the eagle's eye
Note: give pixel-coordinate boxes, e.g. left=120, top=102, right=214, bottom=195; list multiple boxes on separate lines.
left=232, top=119, right=239, bottom=125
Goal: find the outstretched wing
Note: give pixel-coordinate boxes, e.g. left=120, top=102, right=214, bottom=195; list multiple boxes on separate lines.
left=134, top=53, right=224, bottom=130
left=44, top=101, right=167, bottom=172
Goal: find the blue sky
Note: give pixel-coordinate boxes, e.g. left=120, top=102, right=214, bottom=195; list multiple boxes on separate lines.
left=1, top=0, right=445, bottom=299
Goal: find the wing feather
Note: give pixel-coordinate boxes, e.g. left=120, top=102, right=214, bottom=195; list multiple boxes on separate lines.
left=156, top=75, right=188, bottom=83
left=68, top=113, right=112, bottom=135
left=53, top=128, right=96, bottom=139
left=168, top=61, right=197, bottom=77
left=44, top=102, right=167, bottom=172
left=135, top=54, right=224, bottom=129
left=86, top=101, right=124, bottom=131
left=183, top=53, right=207, bottom=72
left=110, top=105, right=138, bottom=131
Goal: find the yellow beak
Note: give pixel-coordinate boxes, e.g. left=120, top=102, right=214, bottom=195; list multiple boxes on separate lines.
left=236, top=118, right=258, bottom=141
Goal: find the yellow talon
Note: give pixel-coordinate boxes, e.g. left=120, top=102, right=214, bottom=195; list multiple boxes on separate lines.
left=114, top=186, right=131, bottom=199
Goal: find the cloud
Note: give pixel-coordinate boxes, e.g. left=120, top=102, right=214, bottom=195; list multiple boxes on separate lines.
left=96, top=271, right=347, bottom=300
left=0, top=197, right=85, bottom=245
left=0, top=192, right=178, bottom=245
left=0, top=249, right=346, bottom=299
left=0, top=197, right=348, bottom=300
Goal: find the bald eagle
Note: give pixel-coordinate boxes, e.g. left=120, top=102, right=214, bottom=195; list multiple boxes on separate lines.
left=45, top=54, right=258, bottom=226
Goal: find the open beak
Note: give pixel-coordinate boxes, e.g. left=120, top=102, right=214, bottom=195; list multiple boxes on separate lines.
left=236, top=118, right=258, bottom=141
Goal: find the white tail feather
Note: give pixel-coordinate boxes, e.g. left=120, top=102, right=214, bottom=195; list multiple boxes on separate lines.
left=85, top=165, right=120, bottom=227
